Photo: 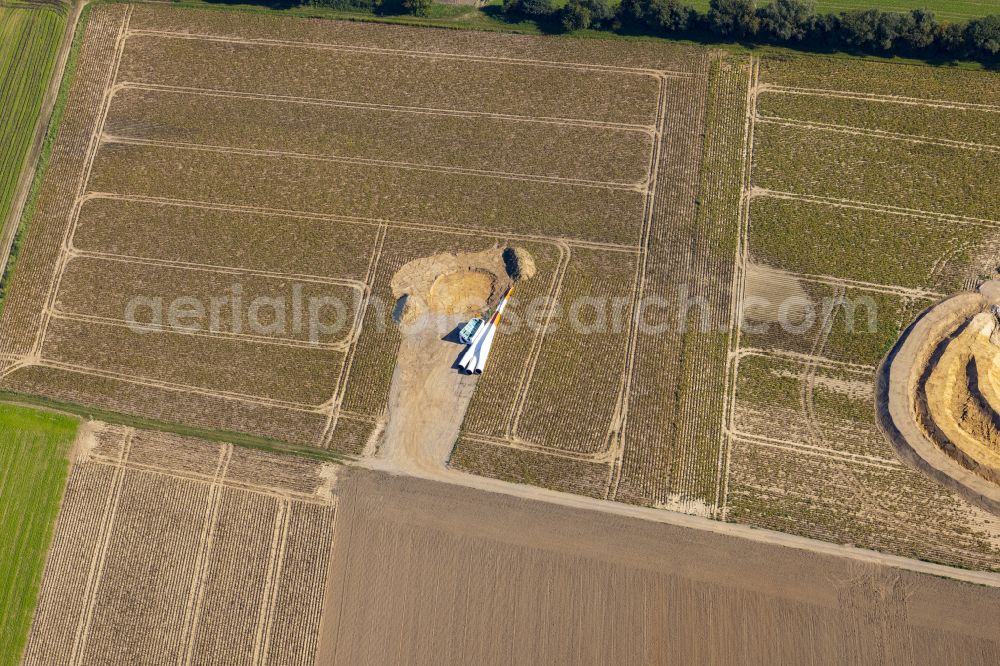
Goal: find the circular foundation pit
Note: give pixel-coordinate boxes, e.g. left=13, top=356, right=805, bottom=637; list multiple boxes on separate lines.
left=877, top=281, right=1000, bottom=514
left=428, top=270, right=496, bottom=315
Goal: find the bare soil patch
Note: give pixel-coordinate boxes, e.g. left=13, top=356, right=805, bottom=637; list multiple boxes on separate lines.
left=378, top=246, right=533, bottom=471
left=317, top=467, right=1000, bottom=665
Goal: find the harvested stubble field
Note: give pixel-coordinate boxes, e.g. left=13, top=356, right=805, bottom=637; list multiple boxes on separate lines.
left=23, top=422, right=337, bottom=666
left=4, top=0, right=1000, bottom=580
left=0, top=2, right=703, bottom=457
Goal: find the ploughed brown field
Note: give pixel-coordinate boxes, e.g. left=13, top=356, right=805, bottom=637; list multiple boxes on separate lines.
left=321, top=468, right=1000, bottom=665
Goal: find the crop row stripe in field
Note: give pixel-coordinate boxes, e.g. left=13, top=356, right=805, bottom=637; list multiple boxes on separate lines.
left=26, top=358, right=329, bottom=412
left=759, top=85, right=1000, bottom=114
left=118, top=34, right=660, bottom=127
left=606, top=74, right=671, bottom=491
left=86, top=454, right=335, bottom=506
left=125, top=28, right=694, bottom=79
left=34, top=6, right=132, bottom=358
left=105, top=85, right=654, bottom=186
left=503, top=243, right=571, bottom=443
left=320, top=222, right=387, bottom=447
left=736, top=347, right=877, bottom=374
left=610, top=73, right=709, bottom=505
left=461, top=434, right=614, bottom=463
left=605, top=75, right=671, bottom=476
left=68, top=428, right=133, bottom=666
left=250, top=499, right=292, bottom=666
left=66, top=244, right=369, bottom=290
left=755, top=116, right=1000, bottom=153
left=177, top=443, right=231, bottom=666
left=719, top=58, right=760, bottom=519
left=672, top=56, right=751, bottom=510
left=117, top=82, right=657, bottom=133
left=47, top=310, right=353, bottom=352
left=85, top=142, right=646, bottom=246
left=99, top=135, right=645, bottom=192
left=84, top=192, right=643, bottom=254
left=759, top=267, right=945, bottom=300
left=752, top=189, right=1000, bottom=229
left=729, top=432, right=902, bottom=470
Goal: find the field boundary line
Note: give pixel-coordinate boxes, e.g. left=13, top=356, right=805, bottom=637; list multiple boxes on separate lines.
left=0, top=0, right=83, bottom=285
left=605, top=74, right=671, bottom=483
left=178, top=442, right=232, bottom=666
left=771, top=269, right=944, bottom=300
left=126, top=28, right=695, bottom=80
left=607, top=73, right=674, bottom=499
left=737, top=347, right=876, bottom=374
left=68, top=427, right=134, bottom=666
left=718, top=57, right=758, bottom=518
left=48, top=311, right=353, bottom=352
left=85, top=192, right=642, bottom=252
left=755, top=116, right=1000, bottom=153
left=759, top=85, right=1000, bottom=113
left=87, top=454, right=335, bottom=506
left=251, top=499, right=291, bottom=666
left=118, top=82, right=658, bottom=133
left=31, top=358, right=329, bottom=411
left=102, top=135, right=647, bottom=191
left=461, top=433, right=614, bottom=463
left=752, top=188, right=1000, bottom=228
left=320, top=223, right=387, bottom=447
left=68, top=244, right=369, bottom=289
left=34, top=5, right=132, bottom=357
left=730, top=431, right=902, bottom=471
left=362, top=455, right=1000, bottom=588
left=505, top=243, right=571, bottom=442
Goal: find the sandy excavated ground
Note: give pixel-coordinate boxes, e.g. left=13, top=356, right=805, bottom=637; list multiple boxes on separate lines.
left=376, top=313, right=478, bottom=473
left=377, top=247, right=531, bottom=472
left=879, top=283, right=1000, bottom=514
left=316, top=468, right=1000, bottom=665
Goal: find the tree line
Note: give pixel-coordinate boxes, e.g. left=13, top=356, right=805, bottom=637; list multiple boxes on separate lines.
left=299, top=0, right=998, bottom=63
left=502, top=0, right=1000, bottom=63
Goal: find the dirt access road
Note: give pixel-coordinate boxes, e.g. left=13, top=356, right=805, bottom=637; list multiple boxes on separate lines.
left=318, top=468, right=1000, bottom=665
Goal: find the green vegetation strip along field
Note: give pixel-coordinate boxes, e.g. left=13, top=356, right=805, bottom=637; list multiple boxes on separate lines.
left=758, top=91, right=1000, bottom=147
left=748, top=196, right=997, bottom=292
left=0, top=4, right=66, bottom=255
left=752, top=122, right=1000, bottom=221
left=759, top=55, right=1000, bottom=104
left=0, top=404, right=76, bottom=666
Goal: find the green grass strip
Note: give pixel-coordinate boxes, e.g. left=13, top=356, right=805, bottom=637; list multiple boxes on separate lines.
left=0, top=403, right=77, bottom=666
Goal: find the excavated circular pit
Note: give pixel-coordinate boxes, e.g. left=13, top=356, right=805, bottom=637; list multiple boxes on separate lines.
left=427, top=270, right=496, bottom=316
left=878, top=281, right=1000, bottom=514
